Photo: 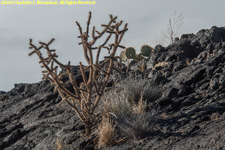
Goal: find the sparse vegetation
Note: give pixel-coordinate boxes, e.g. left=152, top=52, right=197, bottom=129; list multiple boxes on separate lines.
left=28, top=11, right=162, bottom=149
left=6, top=12, right=223, bottom=149
left=101, top=75, right=160, bottom=142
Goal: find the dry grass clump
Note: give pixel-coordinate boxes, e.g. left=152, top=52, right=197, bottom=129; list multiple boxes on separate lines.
left=98, top=117, right=116, bottom=148
left=103, top=76, right=148, bottom=118
left=120, top=76, right=148, bottom=104
left=56, top=138, right=62, bottom=150
left=152, top=62, right=169, bottom=70
left=103, top=92, right=133, bottom=119
left=101, top=75, right=161, bottom=142
left=132, top=92, right=147, bottom=115
left=118, top=108, right=159, bottom=140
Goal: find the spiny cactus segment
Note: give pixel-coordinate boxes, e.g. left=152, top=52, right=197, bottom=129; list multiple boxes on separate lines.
left=140, top=45, right=152, bottom=57
left=125, top=47, right=136, bottom=59
left=120, top=45, right=153, bottom=62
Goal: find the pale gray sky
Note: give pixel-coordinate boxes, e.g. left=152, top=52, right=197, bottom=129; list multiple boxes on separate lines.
left=0, top=0, right=225, bottom=91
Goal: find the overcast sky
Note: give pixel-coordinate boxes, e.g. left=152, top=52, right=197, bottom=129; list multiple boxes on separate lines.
left=0, top=0, right=225, bottom=91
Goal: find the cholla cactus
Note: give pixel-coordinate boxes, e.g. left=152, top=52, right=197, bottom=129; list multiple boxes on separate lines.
left=28, top=11, right=128, bottom=136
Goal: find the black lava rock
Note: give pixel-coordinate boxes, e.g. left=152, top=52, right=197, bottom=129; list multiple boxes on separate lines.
left=2, top=26, right=225, bottom=150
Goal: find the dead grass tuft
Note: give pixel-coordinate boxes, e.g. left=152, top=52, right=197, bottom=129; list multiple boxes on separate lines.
left=98, top=117, right=117, bottom=148
left=56, top=138, right=62, bottom=150
left=103, top=93, right=132, bottom=119
left=119, top=108, right=159, bottom=140
left=132, top=92, right=147, bottom=115
left=152, top=62, right=169, bottom=70
left=102, top=76, right=148, bottom=119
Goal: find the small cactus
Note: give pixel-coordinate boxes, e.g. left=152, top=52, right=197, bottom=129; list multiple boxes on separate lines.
left=140, top=45, right=152, bottom=57
left=125, top=47, right=136, bottom=59
left=120, top=45, right=153, bottom=63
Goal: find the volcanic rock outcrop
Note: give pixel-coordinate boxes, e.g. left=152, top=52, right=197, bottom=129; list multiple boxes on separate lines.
left=1, top=26, right=225, bottom=150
